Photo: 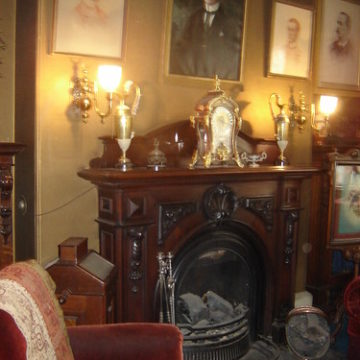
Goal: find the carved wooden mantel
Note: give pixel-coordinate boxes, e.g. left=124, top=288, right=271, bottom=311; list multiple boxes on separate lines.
left=0, top=142, right=25, bottom=270
left=78, top=121, right=318, bottom=337
left=79, top=165, right=317, bottom=335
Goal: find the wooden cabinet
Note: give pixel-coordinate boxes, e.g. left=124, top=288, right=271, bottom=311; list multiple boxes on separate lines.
left=0, top=142, right=25, bottom=270
left=47, top=237, right=117, bottom=326
left=307, top=144, right=359, bottom=312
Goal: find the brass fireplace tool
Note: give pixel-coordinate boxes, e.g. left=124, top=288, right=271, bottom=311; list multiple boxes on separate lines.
left=157, top=252, right=175, bottom=324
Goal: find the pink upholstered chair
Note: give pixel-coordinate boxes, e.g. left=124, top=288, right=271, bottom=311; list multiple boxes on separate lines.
left=0, top=260, right=183, bottom=360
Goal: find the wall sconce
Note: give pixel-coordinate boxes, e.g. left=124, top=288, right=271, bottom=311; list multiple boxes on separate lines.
left=288, top=87, right=307, bottom=131
left=71, top=65, right=124, bottom=122
left=311, top=95, right=338, bottom=137
left=71, top=64, right=141, bottom=169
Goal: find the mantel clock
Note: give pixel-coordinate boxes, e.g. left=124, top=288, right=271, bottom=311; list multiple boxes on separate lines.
left=189, top=77, right=243, bottom=168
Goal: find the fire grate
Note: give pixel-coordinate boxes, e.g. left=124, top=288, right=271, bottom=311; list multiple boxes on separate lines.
left=180, top=313, right=250, bottom=360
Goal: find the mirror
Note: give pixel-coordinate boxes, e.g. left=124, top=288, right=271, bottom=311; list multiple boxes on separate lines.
left=286, top=306, right=330, bottom=359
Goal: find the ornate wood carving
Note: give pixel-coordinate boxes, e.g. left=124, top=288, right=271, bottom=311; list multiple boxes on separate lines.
left=203, top=184, right=274, bottom=230
left=0, top=143, right=25, bottom=270
left=159, top=203, right=196, bottom=245
left=239, top=196, right=274, bottom=231
left=0, top=168, right=13, bottom=243
left=284, top=211, right=299, bottom=265
left=78, top=154, right=316, bottom=326
left=203, top=184, right=238, bottom=223
left=128, top=227, right=145, bottom=293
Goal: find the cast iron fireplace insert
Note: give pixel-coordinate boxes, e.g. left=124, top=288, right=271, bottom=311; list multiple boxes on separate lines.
left=158, top=223, right=267, bottom=359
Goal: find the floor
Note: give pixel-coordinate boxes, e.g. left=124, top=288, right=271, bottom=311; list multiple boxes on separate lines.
left=239, top=339, right=347, bottom=360
left=279, top=348, right=346, bottom=360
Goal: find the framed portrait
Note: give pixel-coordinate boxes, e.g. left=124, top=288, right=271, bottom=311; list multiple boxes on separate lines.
left=268, top=1, right=313, bottom=79
left=317, top=0, right=360, bottom=89
left=164, top=0, right=247, bottom=83
left=328, top=159, right=360, bottom=246
left=52, top=0, right=126, bottom=59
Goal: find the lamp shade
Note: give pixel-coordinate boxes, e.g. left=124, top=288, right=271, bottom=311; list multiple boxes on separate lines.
left=97, top=65, right=122, bottom=93
left=319, top=96, right=338, bottom=116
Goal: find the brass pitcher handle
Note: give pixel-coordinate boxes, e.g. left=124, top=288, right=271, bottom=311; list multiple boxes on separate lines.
left=269, top=93, right=283, bottom=121
left=123, top=80, right=141, bottom=116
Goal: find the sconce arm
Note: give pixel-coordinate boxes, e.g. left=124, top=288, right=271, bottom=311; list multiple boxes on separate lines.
left=310, top=103, right=318, bottom=131
left=93, top=92, right=113, bottom=123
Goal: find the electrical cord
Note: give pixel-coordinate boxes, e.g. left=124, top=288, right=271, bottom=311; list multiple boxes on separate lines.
left=35, top=186, right=96, bottom=217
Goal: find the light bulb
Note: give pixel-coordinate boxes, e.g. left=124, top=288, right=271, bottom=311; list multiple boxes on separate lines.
left=319, top=96, right=338, bottom=116
left=97, top=65, right=122, bottom=93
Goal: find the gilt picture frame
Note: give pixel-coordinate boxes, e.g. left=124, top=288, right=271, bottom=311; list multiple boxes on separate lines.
left=328, top=159, right=360, bottom=246
left=268, top=1, right=313, bottom=79
left=164, top=0, right=247, bottom=83
left=52, top=0, right=126, bottom=59
left=317, top=0, right=360, bottom=89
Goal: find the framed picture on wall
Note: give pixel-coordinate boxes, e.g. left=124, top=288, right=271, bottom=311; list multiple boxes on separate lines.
left=317, top=0, right=360, bottom=89
left=268, top=1, right=313, bottom=79
left=328, top=158, right=360, bottom=246
left=164, top=0, right=247, bottom=83
left=52, top=0, right=126, bottom=59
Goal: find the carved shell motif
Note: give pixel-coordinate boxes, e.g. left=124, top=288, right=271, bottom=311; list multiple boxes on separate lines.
left=203, top=184, right=238, bottom=222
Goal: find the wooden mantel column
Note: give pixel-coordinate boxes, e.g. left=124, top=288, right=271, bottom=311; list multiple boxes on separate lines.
left=0, top=142, right=25, bottom=270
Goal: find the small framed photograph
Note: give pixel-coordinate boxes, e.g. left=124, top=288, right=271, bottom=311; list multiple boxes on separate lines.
left=268, top=1, right=313, bottom=79
left=317, top=0, right=360, bottom=88
left=52, top=0, right=126, bottom=59
left=329, top=160, right=360, bottom=246
left=164, top=0, right=247, bottom=82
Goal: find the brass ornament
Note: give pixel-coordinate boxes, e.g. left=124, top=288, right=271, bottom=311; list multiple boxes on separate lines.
left=189, top=76, right=244, bottom=168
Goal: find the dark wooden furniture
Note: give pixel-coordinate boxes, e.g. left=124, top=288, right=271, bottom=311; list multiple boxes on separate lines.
left=47, top=237, right=117, bottom=326
left=0, top=142, right=25, bottom=270
left=307, top=142, right=360, bottom=312
left=78, top=121, right=318, bottom=339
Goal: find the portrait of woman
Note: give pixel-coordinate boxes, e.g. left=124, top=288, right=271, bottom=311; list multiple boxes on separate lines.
left=53, top=0, right=125, bottom=59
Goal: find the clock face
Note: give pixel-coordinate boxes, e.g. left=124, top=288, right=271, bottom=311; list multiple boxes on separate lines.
left=211, top=106, right=234, bottom=155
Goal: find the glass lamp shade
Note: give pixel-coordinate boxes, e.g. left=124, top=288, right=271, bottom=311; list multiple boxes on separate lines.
left=97, top=65, right=122, bottom=93
left=319, top=96, right=338, bottom=116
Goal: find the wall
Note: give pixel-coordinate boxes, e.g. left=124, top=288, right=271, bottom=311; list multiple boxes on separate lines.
left=0, top=0, right=16, bottom=141
left=35, top=0, right=312, bottom=290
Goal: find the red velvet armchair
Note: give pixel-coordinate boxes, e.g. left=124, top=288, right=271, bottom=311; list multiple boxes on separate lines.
left=0, top=260, right=183, bottom=360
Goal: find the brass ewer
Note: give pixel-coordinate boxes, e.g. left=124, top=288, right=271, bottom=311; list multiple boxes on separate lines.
left=114, top=80, right=141, bottom=170
left=269, top=93, right=290, bottom=166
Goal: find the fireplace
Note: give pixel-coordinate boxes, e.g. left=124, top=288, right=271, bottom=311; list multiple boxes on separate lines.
left=174, top=225, right=265, bottom=336
left=77, top=122, right=317, bottom=344
left=170, top=225, right=265, bottom=358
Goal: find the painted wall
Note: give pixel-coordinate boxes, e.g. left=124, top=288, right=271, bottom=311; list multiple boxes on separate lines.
left=34, top=0, right=312, bottom=290
left=0, top=0, right=16, bottom=141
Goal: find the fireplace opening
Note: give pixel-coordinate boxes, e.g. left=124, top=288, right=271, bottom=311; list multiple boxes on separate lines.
left=169, top=223, right=266, bottom=359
